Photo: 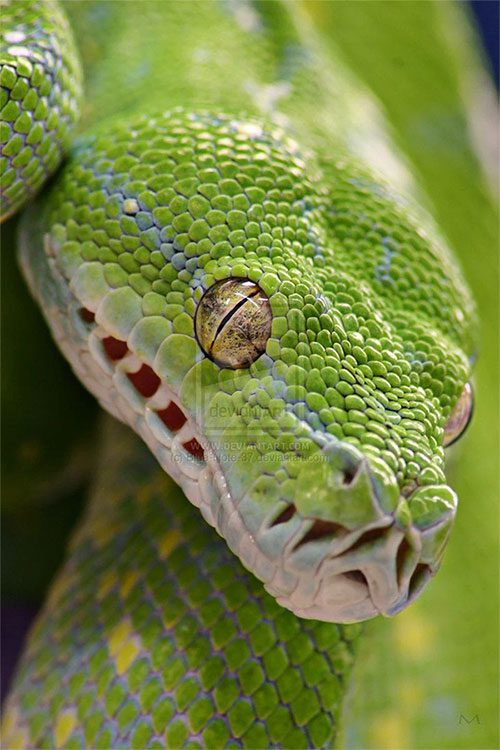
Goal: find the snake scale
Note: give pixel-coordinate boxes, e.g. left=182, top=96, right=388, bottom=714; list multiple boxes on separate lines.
left=1, top=1, right=495, bottom=748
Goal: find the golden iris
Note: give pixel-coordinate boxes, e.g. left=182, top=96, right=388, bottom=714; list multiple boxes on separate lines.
left=195, top=278, right=272, bottom=369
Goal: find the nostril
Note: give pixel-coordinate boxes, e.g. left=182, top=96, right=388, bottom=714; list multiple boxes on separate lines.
left=103, top=336, right=128, bottom=361
left=271, top=504, right=296, bottom=526
left=342, top=465, right=358, bottom=485
left=401, top=481, right=418, bottom=498
left=156, top=402, right=187, bottom=432
left=79, top=307, right=95, bottom=323
left=323, top=444, right=363, bottom=486
left=340, top=450, right=364, bottom=486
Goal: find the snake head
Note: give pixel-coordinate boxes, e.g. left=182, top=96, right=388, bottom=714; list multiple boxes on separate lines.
left=20, top=110, right=477, bottom=622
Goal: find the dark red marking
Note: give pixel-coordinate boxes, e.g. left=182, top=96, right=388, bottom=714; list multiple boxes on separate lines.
left=156, top=402, right=187, bottom=432
left=182, top=438, right=205, bottom=461
left=127, top=364, right=161, bottom=398
left=79, top=307, right=95, bottom=323
left=102, top=336, right=129, bottom=361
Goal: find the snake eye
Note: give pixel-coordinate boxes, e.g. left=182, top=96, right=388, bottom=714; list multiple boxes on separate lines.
left=443, top=382, right=474, bottom=447
left=195, top=278, right=272, bottom=369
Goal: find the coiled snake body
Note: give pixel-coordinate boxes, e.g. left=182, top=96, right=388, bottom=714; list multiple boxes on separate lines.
left=1, top=1, right=492, bottom=748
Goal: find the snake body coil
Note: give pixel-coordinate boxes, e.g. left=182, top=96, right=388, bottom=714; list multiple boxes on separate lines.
left=0, top=0, right=81, bottom=219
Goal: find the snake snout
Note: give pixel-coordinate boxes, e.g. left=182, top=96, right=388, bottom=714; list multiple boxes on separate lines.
left=248, top=442, right=457, bottom=623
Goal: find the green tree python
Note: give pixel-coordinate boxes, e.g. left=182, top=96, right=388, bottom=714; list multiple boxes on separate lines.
left=1, top=1, right=496, bottom=748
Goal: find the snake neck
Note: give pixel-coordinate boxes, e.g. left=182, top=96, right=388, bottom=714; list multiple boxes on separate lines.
left=67, top=0, right=415, bottom=196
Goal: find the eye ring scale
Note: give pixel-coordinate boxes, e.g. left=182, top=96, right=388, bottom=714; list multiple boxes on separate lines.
left=443, top=381, right=474, bottom=447
left=195, top=278, right=273, bottom=369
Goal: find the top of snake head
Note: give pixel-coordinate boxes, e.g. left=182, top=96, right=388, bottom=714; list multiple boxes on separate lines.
left=21, top=109, right=477, bottom=623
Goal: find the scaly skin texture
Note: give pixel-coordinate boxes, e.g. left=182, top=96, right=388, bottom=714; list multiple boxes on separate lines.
left=4, top=418, right=360, bottom=750
left=1, top=0, right=489, bottom=747
left=0, top=0, right=81, bottom=219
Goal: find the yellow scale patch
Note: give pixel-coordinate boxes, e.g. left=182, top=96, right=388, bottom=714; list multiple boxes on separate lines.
left=157, top=528, right=183, bottom=560
left=120, top=569, right=140, bottom=598
left=99, top=528, right=185, bottom=678
left=107, top=618, right=141, bottom=676
left=54, top=709, right=77, bottom=748
left=86, top=508, right=122, bottom=548
left=97, top=569, right=117, bottom=601
left=1, top=706, right=29, bottom=749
